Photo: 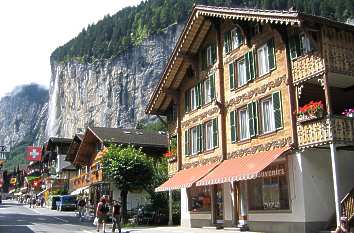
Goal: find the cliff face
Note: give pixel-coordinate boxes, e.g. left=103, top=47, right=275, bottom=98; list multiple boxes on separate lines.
left=0, top=84, right=48, bottom=170
left=48, top=23, right=183, bottom=138
left=0, top=84, right=48, bottom=148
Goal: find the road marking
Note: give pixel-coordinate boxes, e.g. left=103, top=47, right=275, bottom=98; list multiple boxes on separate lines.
left=82, top=230, right=93, bottom=233
left=26, top=208, right=42, bottom=215
left=53, top=216, right=69, bottom=223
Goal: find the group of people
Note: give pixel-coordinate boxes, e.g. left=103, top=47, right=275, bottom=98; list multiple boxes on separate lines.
left=28, top=195, right=45, bottom=208
left=95, top=196, right=122, bottom=233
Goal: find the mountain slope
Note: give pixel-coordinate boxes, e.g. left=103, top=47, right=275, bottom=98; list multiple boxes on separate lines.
left=0, top=84, right=48, bottom=170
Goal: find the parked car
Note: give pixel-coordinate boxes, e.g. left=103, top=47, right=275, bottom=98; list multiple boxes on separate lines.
left=57, top=195, right=77, bottom=211
left=48, top=195, right=60, bottom=210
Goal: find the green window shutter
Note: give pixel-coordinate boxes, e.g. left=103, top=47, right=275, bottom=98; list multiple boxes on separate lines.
left=253, top=101, right=258, bottom=135
left=230, top=111, right=237, bottom=143
left=247, top=103, right=255, bottom=137
left=296, top=35, right=303, bottom=57
left=195, top=84, right=200, bottom=108
left=184, top=90, right=190, bottom=113
left=212, top=118, right=218, bottom=148
left=197, top=124, right=204, bottom=152
left=272, top=91, right=283, bottom=129
left=210, top=74, right=215, bottom=100
left=267, top=39, right=276, bottom=70
left=250, top=50, right=256, bottom=80
left=229, top=63, right=235, bottom=90
left=202, top=48, right=207, bottom=70
left=245, top=52, right=255, bottom=81
left=211, top=44, right=217, bottom=64
left=200, top=82, right=205, bottom=106
left=185, top=130, right=190, bottom=156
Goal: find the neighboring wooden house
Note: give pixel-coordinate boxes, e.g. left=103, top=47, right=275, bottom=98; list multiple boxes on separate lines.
left=147, top=5, right=354, bottom=233
left=70, top=127, right=168, bottom=211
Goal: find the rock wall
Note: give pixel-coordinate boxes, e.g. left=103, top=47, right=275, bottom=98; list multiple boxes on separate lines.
left=0, top=84, right=48, bottom=149
left=48, top=23, right=183, bottom=138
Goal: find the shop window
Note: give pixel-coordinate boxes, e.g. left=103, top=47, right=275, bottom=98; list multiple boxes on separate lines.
left=248, top=162, right=289, bottom=211
left=189, top=186, right=211, bottom=212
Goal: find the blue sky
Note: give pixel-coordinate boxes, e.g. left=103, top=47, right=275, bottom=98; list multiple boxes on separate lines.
left=0, top=0, right=142, bottom=98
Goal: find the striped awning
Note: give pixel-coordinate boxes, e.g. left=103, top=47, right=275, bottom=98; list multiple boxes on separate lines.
left=155, top=162, right=220, bottom=192
left=196, top=147, right=290, bottom=186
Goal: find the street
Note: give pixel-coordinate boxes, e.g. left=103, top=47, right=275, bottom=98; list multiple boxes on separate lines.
left=0, top=200, right=263, bottom=233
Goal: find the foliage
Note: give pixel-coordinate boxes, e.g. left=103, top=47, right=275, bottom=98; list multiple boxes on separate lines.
left=141, top=120, right=167, bottom=133
left=51, top=0, right=354, bottom=64
left=101, top=145, right=154, bottom=222
left=297, top=100, right=324, bottom=118
left=342, top=108, right=354, bottom=117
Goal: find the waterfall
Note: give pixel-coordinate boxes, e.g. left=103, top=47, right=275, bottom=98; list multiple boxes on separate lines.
left=46, top=71, right=60, bottom=138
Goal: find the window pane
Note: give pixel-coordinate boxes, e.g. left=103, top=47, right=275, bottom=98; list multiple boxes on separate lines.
left=205, top=121, right=213, bottom=150
left=238, top=59, right=247, bottom=86
left=191, top=127, right=198, bottom=155
left=247, top=163, right=290, bottom=211
left=207, top=46, right=212, bottom=66
left=204, top=78, right=211, bottom=104
left=191, top=88, right=196, bottom=110
left=257, top=44, right=269, bottom=76
left=189, top=186, right=211, bottom=212
left=239, top=109, right=249, bottom=140
left=231, top=28, right=240, bottom=49
left=262, top=99, right=275, bottom=133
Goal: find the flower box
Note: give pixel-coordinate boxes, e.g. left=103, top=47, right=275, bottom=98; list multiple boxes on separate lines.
left=297, top=101, right=325, bottom=123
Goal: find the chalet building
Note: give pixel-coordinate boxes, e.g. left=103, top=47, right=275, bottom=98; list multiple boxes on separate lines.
left=146, top=5, right=354, bottom=233
left=69, top=127, right=168, bottom=212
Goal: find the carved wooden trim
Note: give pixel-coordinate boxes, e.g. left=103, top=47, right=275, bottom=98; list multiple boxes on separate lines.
left=226, top=75, right=287, bottom=110
left=227, top=137, right=293, bottom=159
left=182, top=155, right=222, bottom=170
left=181, top=106, right=219, bottom=128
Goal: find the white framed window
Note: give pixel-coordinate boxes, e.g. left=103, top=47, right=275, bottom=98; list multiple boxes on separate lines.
left=205, top=121, right=213, bottom=150
left=190, top=87, right=197, bottom=110
left=237, top=59, right=247, bottom=87
left=231, top=28, right=242, bottom=49
left=204, top=78, right=211, bottom=104
left=206, top=46, right=213, bottom=66
left=239, top=108, right=250, bottom=140
left=257, top=43, right=270, bottom=76
left=261, top=98, right=275, bottom=133
left=191, top=127, right=198, bottom=155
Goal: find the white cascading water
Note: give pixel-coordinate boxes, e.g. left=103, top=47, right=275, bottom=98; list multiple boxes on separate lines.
left=46, top=71, right=60, bottom=138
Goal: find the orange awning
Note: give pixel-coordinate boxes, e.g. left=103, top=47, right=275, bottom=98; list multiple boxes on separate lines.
left=196, top=147, right=290, bottom=186
left=155, top=162, right=220, bottom=192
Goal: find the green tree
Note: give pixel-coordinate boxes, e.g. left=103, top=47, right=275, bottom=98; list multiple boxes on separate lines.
left=101, top=145, right=154, bottom=223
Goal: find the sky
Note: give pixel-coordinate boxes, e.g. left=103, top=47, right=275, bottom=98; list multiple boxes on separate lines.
left=0, top=0, right=142, bottom=98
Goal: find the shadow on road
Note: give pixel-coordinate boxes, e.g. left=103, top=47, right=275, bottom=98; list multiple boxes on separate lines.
left=0, top=226, right=35, bottom=233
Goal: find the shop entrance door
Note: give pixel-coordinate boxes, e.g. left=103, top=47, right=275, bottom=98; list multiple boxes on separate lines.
left=213, top=184, right=224, bottom=225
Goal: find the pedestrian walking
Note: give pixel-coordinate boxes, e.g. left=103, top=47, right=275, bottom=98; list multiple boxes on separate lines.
left=77, top=197, right=86, bottom=222
left=112, top=200, right=121, bottom=233
left=95, top=196, right=109, bottom=232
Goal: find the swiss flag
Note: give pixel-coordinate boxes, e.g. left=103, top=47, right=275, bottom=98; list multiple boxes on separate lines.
left=26, top=146, right=42, bottom=161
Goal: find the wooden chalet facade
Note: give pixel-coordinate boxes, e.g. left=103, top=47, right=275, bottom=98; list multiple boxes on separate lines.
left=147, top=5, right=354, bottom=233
left=69, top=127, right=168, bottom=211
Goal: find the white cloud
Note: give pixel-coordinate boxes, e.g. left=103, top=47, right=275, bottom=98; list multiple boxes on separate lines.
left=0, top=0, right=142, bottom=98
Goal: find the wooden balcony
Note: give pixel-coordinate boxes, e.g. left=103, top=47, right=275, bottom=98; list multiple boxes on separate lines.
left=297, top=115, right=354, bottom=148
left=292, top=52, right=325, bottom=84
left=69, top=173, right=91, bottom=191
left=69, top=170, right=104, bottom=191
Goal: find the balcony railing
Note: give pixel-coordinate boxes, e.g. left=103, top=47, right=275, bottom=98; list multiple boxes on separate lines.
left=292, top=52, right=325, bottom=84
left=297, top=115, right=354, bottom=148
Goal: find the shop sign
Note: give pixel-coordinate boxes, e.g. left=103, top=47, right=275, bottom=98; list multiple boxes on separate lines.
left=258, top=167, right=285, bottom=178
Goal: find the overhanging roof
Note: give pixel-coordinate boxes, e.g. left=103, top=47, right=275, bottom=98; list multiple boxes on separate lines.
left=146, top=4, right=354, bottom=115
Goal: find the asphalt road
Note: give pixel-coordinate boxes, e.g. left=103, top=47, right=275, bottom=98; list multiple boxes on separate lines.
left=0, top=200, right=261, bottom=233
left=0, top=200, right=96, bottom=233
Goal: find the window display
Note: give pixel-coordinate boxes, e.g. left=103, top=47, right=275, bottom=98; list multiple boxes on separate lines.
left=189, top=186, right=211, bottom=212
left=248, top=162, right=289, bottom=211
